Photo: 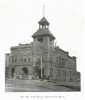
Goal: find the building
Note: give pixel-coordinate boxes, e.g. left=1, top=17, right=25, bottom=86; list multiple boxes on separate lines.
left=54, top=46, right=77, bottom=82
left=5, top=53, right=10, bottom=78
left=5, top=16, right=77, bottom=82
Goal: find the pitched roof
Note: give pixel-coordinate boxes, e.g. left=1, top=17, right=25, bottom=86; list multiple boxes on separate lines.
left=32, top=28, right=55, bottom=39
left=54, top=46, right=68, bottom=54
left=38, top=17, right=49, bottom=25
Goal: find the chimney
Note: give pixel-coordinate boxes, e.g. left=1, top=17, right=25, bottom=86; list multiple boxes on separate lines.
left=19, top=43, right=22, bottom=46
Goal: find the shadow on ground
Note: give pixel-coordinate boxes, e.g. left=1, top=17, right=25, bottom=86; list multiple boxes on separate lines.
left=57, top=85, right=81, bottom=91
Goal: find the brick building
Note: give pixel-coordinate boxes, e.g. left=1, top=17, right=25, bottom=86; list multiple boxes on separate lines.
left=5, top=16, right=77, bottom=82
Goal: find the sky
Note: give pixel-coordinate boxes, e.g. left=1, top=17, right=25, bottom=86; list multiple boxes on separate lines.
left=0, top=0, right=84, bottom=72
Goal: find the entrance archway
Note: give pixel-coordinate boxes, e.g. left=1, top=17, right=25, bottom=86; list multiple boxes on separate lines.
left=11, top=68, right=15, bottom=76
left=22, top=67, right=28, bottom=75
left=34, top=66, right=44, bottom=79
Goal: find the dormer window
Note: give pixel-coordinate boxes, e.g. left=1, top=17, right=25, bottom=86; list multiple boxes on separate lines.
left=38, top=38, right=43, bottom=43
left=50, top=38, right=52, bottom=41
left=50, top=38, right=52, bottom=45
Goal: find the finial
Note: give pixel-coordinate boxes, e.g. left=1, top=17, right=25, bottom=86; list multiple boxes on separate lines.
left=43, top=5, right=45, bottom=17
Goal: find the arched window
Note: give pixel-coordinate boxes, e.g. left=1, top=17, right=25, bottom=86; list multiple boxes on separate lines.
left=22, top=67, right=28, bottom=75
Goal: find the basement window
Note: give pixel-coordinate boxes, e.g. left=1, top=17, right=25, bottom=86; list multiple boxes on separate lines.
left=38, top=38, right=43, bottom=43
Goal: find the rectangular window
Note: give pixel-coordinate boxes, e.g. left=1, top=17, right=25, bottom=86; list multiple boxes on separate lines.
left=20, top=59, right=23, bottom=62
left=12, top=56, right=14, bottom=62
left=50, top=39, right=52, bottom=45
left=56, top=57, right=57, bottom=64
left=59, top=70, right=60, bottom=76
left=24, top=58, right=26, bottom=62
left=58, top=79, right=62, bottom=82
left=69, top=62, right=70, bottom=66
left=62, top=59, right=65, bottom=65
left=57, top=57, right=59, bottom=64
left=68, top=61, right=69, bottom=66
left=59, top=58, right=61, bottom=65
left=15, top=56, right=17, bottom=62
left=70, top=62, right=71, bottom=66
left=63, top=70, right=67, bottom=76
left=24, top=55, right=27, bottom=62
left=20, top=55, right=23, bottom=62
left=28, top=57, right=30, bottom=62
left=70, top=71, right=71, bottom=77
left=38, top=38, right=43, bottom=43
left=74, top=63, right=76, bottom=67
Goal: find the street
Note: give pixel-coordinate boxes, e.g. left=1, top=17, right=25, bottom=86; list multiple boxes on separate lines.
left=5, top=78, right=73, bottom=92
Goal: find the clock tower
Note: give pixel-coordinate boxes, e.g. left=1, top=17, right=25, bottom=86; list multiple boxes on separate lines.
left=32, top=7, right=56, bottom=79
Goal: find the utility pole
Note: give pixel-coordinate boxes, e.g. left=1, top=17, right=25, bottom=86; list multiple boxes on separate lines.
left=40, top=49, right=43, bottom=81
left=41, top=56, right=42, bottom=81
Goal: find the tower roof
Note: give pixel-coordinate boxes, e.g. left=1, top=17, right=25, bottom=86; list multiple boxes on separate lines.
left=38, top=17, right=50, bottom=25
left=32, top=28, right=55, bottom=39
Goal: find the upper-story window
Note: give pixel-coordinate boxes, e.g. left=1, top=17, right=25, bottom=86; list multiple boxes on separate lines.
left=24, top=58, right=26, bottom=62
left=50, top=38, right=52, bottom=41
left=15, top=56, right=17, bottom=62
left=63, top=70, right=67, bottom=76
left=38, top=38, right=43, bottom=43
left=20, top=59, right=23, bottom=62
left=74, top=63, right=76, bottom=67
left=62, top=59, right=66, bottom=66
left=50, top=38, right=52, bottom=45
left=70, top=71, right=71, bottom=77
left=28, top=57, right=30, bottom=62
left=59, top=70, right=60, bottom=76
left=12, top=56, right=14, bottom=62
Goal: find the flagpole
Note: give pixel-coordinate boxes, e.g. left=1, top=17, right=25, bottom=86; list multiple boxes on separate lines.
left=43, top=5, right=45, bottom=17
